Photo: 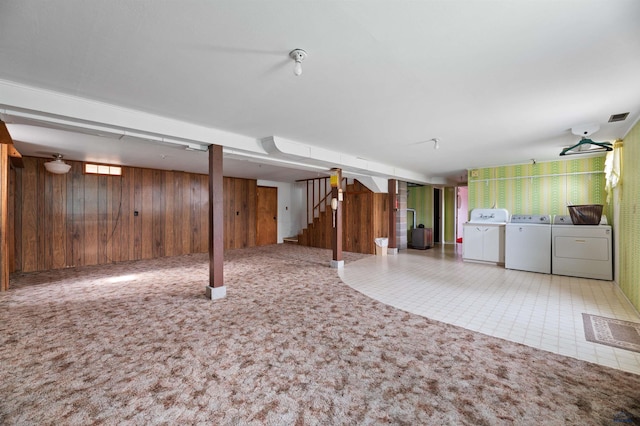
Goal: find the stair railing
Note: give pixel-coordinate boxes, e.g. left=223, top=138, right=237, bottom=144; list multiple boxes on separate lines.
left=297, top=177, right=347, bottom=225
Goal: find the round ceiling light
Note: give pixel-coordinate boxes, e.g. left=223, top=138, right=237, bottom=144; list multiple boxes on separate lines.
left=44, top=154, right=71, bottom=174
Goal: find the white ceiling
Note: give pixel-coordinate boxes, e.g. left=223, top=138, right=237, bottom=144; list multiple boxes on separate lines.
left=1, top=0, right=639, bottom=184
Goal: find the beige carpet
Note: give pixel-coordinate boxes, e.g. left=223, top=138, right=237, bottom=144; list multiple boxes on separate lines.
left=1, top=244, right=639, bottom=425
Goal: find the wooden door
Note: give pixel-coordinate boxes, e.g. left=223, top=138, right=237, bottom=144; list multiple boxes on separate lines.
left=256, top=186, right=277, bottom=246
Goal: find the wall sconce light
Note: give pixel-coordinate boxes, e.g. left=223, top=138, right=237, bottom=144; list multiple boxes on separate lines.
left=289, top=49, right=307, bottom=76
left=331, top=198, right=338, bottom=211
left=331, top=197, right=338, bottom=228
left=44, top=154, right=71, bottom=174
left=330, top=168, right=341, bottom=187
left=433, top=138, right=440, bottom=150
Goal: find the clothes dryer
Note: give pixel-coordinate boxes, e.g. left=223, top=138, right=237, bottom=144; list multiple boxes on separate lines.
left=552, top=215, right=613, bottom=280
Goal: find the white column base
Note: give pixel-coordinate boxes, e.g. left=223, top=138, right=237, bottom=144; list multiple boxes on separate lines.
left=206, top=285, right=227, bottom=300
left=388, top=248, right=399, bottom=255
left=330, top=260, right=344, bottom=269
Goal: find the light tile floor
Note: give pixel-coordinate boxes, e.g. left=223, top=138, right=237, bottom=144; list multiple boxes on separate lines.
left=339, top=244, right=640, bottom=375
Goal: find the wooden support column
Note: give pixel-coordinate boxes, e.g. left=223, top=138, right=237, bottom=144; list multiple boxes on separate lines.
left=206, top=144, right=225, bottom=300
left=388, top=179, right=397, bottom=251
left=0, top=120, right=23, bottom=291
left=0, top=143, right=9, bottom=291
left=330, top=168, right=343, bottom=268
left=0, top=120, right=15, bottom=291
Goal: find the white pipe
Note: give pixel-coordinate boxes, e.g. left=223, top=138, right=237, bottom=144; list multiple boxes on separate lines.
left=406, top=208, right=417, bottom=229
left=471, top=170, right=602, bottom=183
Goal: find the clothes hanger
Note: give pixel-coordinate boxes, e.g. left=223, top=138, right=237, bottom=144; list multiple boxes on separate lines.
left=560, top=137, right=612, bottom=156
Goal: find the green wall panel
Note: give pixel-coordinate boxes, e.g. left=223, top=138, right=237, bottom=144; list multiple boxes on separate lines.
left=619, top=122, right=640, bottom=312
left=407, top=185, right=432, bottom=231
left=468, top=157, right=607, bottom=218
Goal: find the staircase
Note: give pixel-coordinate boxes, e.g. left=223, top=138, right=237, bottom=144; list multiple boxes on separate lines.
left=297, top=177, right=389, bottom=254
left=297, top=177, right=348, bottom=249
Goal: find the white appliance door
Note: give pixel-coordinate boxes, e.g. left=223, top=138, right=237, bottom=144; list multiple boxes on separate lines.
left=552, top=226, right=612, bottom=280
left=554, top=236, right=610, bottom=261
left=505, top=225, right=551, bottom=273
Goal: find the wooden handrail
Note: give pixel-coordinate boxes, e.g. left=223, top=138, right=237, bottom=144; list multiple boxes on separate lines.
left=296, top=176, right=329, bottom=182
left=303, top=176, right=348, bottom=225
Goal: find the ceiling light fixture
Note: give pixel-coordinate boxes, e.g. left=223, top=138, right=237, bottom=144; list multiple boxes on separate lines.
left=289, top=49, right=307, bottom=76
left=44, top=154, right=71, bottom=174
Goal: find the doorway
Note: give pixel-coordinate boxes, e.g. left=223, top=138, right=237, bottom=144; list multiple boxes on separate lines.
left=456, top=186, right=468, bottom=243
left=256, top=186, right=278, bottom=246
left=433, top=188, right=441, bottom=243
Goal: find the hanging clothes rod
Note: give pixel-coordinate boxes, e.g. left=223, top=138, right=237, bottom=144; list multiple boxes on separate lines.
left=471, top=170, right=603, bottom=183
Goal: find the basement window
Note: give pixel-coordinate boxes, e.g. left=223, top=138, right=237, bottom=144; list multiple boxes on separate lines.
left=84, top=163, right=122, bottom=176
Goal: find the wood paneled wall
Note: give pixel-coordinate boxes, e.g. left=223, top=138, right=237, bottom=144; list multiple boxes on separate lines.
left=11, top=156, right=257, bottom=273
left=343, top=181, right=389, bottom=254
left=224, top=177, right=257, bottom=250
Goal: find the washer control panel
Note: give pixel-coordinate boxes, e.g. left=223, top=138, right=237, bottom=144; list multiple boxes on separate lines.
left=510, top=214, right=551, bottom=224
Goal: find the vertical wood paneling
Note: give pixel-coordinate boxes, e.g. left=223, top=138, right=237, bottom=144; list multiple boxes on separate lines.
left=38, top=158, right=48, bottom=271
left=222, top=177, right=257, bottom=249
left=224, top=177, right=234, bottom=249
left=141, top=169, right=153, bottom=259
left=97, top=175, right=108, bottom=264
left=152, top=169, right=165, bottom=258
left=11, top=157, right=261, bottom=272
left=246, top=179, right=257, bottom=247
left=104, top=176, right=118, bottom=263
left=132, top=167, right=143, bottom=260
left=84, top=173, right=98, bottom=265
left=65, top=164, right=74, bottom=267
left=190, top=174, right=201, bottom=253
left=170, top=172, right=188, bottom=256
left=9, top=165, right=18, bottom=273
left=164, top=171, right=175, bottom=257
left=50, top=169, right=67, bottom=269
left=372, top=193, right=389, bottom=254
left=178, top=172, right=190, bottom=255
left=234, top=179, right=245, bottom=248
left=112, top=176, right=121, bottom=261
left=20, top=158, right=36, bottom=271
left=70, top=162, right=84, bottom=267
left=119, top=172, right=131, bottom=262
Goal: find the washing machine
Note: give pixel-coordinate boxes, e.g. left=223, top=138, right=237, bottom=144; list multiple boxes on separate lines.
left=505, top=214, right=551, bottom=274
left=552, top=215, right=613, bottom=281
